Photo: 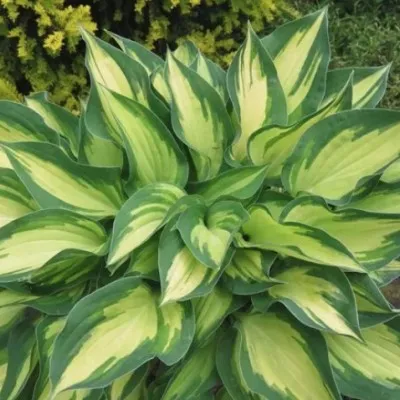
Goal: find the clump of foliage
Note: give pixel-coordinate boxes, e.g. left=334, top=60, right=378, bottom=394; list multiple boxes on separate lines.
left=0, top=8, right=400, bottom=400
left=0, top=0, right=296, bottom=112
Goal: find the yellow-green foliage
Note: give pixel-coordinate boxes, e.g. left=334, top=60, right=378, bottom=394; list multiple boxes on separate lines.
left=0, top=0, right=296, bottom=111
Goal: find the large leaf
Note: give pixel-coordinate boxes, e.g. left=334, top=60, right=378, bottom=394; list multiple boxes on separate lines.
left=25, top=92, right=80, bottom=157
left=0, top=100, right=59, bottom=145
left=188, top=166, right=267, bottom=204
left=107, top=183, right=186, bottom=267
left=0, top=169, right=38, bottom=228
left=248, top=73, right=352, bottom=182
left=235, top=310, right=341, bottom=399
left=223, top=249, right=278, bottom=295
left=227, top=24, right=287, bottom=162
left=151, top=66, right=171, bottom=105
left=192, top=286, right=243, bottom=346
left=161, top=340, right=218, bottom=400
left=343, top=181, right=400, bottom=214
left=50, top=278, right=158, bottom=395
left=0, top=209, right=107, bottom=282
left=325, top=319, right=400, bottom=400
left=93, top=86, right=188, bottom=191
left=324, top=65, right=390, bottom=109
left=165, top=51, right=234, bottom=181
left=282, top=196, right=400, bottom=270
left=255, top=189, right=292, bottom=221
left=347, top=273, right=398, bottom=327
left=238, top=205, right=363, bottom=272
left=4, top=142, right=125, bottom=218
left=262, top=9, right=330, bottom=123
left=159, top=220, right=228, bottom=304
left=0, top=320, right=37, bottom=400
left=176, top=200, right=249, bottom=270
left=282, top=109, right=400, bottom=204
left=253, top=263, right=360, bottom=338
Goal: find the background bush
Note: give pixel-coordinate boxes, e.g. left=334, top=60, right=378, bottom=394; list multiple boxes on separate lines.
left=0, top=0, right=399, bottom=110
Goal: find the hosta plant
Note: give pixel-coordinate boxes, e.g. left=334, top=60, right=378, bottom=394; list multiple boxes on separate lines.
left=0, top=8, right=400, bottom=400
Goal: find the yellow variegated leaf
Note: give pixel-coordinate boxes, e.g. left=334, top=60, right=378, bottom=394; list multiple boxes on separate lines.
left=235, top=311, right=341, bottom=399
left=253, top=263, right=360, bottom=338
left=177, top=200, right=249, bottom=270
left=282, top=109, right=400, bottom=204
left=343, top=181, right=400, bottom=214
left=192, top=286, right=243, bottom=346
left=165, top=52, right=234, bottom=181
left=25, top=92, right=80, bottom=157
left=282, top=196, right=400, bottom=270
left=151, top=66, right=171, bottom=105
left=155, top=300, right=195, bottom=365
left=256, top=189, right=292, bottom=221
left=0, top=169, right=38, bottom=228
left=0, top=147, right=11, bottom=169
left=161, top=340, right=218, bottom=400
left=325, top=320, right=400, bottom=400
left=324, top=65, right=391, bottom=109
left=159, top=220, right=228, bottom=304
left=239, top=205, right=363, bottom=272
left=227, top=24, right=286, bottom=162
left=0, top=209, right=107, bottom=282
left=381, top=159, right=400, bottom=184
left=94, top=86, right=188, bottom=191
left=4, top=142, right=125, bottom=218
left=108, top=364, right=149, bottom=400
left=107, top=183, right=186, bottom=267
left=223, top=249, right=278, bottom=295
left=51, top=278, right=158, bottom=395
left=173, top=40, right=198, bottom=66
left=262, top=9, right=329, bottom=123
left=249, top=74, right=352, bottom=181
left=370, top=260, right=400, bottom=287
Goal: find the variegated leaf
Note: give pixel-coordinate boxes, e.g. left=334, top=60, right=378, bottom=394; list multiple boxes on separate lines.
left=282, top=196, right=400, bottom=270
left=50, top=278, right=158, bottom=395
left=227, top=24, right=286, bottom=162
left=151, top=66, right=171, bottom=105
left=0, top=169, right=38, bottom=228
left=0, top=147, right=11, bottom=170
left=238, top=205, right=363, bottom=272
left=248, top=73, right=352, bottom=181
left=173, top=40, right=198, bottom=66
left=255, top=189, right=292, bottom=221
left=156, top=300, right=195, bottom=365
left=25, top=92, right=80, bottom=157
left=324, top=65, right=391, bottom=109
left=381, top=159, right=400, bottom=184
left=223, top=249, right=278, bottom=295
left=93, top=86, right=188, bottom=191
left=262, top=9, right=330, bottom=123
left=343, top=181, right=400, bottom=214
left=235, top=310, right=341, bottom=399
left=159, top=220, right=228, bottom=304
left=177, top=200, right=249, bottom=270
left=161, top=340, right=218, bottom=400
left=347, top=273, right=398, bottom=327
left=0, top=100, right=59, bottom=145
left=370, top=260, right=400, bottom=287
left=192, top=286, right=244, bottom=346
left=106, top=31, right=163, bottom=74
left=165, top=52, right=234, bottom=181
left=4, top=142, right=125, bottom=218
left=107, top=364, right=149, bottom=400
left=0, top=209, right=107, bottom=282
left=0, top=320, right=37, bottom=400
left=325, top=319, right=400, bottom=400
left=253, top=263, right=360, bottom=338
left=0, top=306, right=25, bottom=338
left=107, top=183, right=186, bottom=267
left=282, top=109, right=400, bottom=204
left=188, top=166, right=267, bottom=204
left=192, top=53, right=228, bottom=103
